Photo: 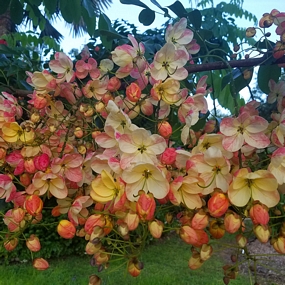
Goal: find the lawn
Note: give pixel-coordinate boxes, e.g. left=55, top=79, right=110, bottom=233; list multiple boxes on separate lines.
left=0, top=235, right=251, bottom=285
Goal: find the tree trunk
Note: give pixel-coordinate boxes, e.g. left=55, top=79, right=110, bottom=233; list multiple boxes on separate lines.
left=0, top=10, right=14, bottom=38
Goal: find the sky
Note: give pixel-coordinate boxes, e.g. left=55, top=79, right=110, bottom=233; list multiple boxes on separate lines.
left=55, top=0, right=285, bottom=53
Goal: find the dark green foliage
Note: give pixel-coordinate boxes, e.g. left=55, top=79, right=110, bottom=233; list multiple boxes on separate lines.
left=0, top=209, right=86, bottom=264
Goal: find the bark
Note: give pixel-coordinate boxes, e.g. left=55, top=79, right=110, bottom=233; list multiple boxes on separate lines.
left=0, top=10, right=13, bottom=38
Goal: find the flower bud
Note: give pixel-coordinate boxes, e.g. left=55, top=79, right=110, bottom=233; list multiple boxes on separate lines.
left=74, top=127, right=84, bottom=138
left=208, top=192, right=229, bottom=218
left=236, top=234, right=247, bottom=248
left=249, top=203, right=269, bottom=225
left=88, top=274, right=102, bottom=285
left=117, top=222, right=129, bottom=237
left=272, top=236, right=285, bottom=254
left=4, top=238, right=18, bottom=251
left=126, top=82, right=141, bottom=102
left=33, top=258, right=49, bottom=270
left=188, top=251, right=204, bottom=270
left=209, top=220, right=225, bottom=239
left=124, top=211, right=139, bottom=231
left=20, top=173, right=32, bottom=186
left=158, top=121, right=172, bottom=138
left=12, top=208, right=25, bottom=223
left=148, top=219, right=164, bottom=238
left=160, top=148, right=176, bottom=165
left=57, top=220, right=76, bottom=239
left=224, top=211, right=241, bottom=234
left=246, top=27, right=256, bottom=37
left=84, top=214, right=105, bottom=235
left=253, top=224, right=270, bottom=243
left=180, top=225, right=209, bottom=247
left=107, top=77, right=121, bottom=92
left=24, top=195, right=43, bottom=216
left=191, top=210, right=209, bottom=230
left=85, top=241, right=102, bottom=255
left=136, top=193, right=156, bottom=222
left=200, top=244, right=213, bottom=261
left=94, top=251, right=110, bottom=266
left=128, top=258, right=143, bottom=277
left=26, top=234, right=41, bottom=252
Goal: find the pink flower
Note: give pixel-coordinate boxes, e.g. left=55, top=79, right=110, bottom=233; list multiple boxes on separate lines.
left=151, top=43, right=189, bottom=81
left=75, top=58, right=100, bottom=79
left=111, top=35, right=146, bottom=78
left=51, top=154, right=83, bottom=183
left=49, top=52, right=74, bottom=83
left=220, top=112, right=270, bottom=152
left=0, top=174, right=16, bottom=202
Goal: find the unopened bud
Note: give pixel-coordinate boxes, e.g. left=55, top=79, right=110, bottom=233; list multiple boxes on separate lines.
left=246, top=27, right=256, bottom=37
left=233, top=45, right=240, bottom=52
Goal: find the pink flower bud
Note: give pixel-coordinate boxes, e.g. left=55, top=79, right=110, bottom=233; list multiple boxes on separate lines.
left=160, top=148, right=176, bottom=165
left=33, top=258, right=49, bottom=270
left=84, top=214, right=105, bottom=235
left=34, top=153, right=50, bottom=171
left=126, top=82, right=141, bottom=102
left=20, top=173, right=32, bottom=186
left=180, top=225, right=209, bottom=247
left=4, top=237, right=18, bottom=251
left=12, top=208, right=25, bottom=223
left=224, top=211, right=241, bottom=233
left=136, top=193, right=156, bottom=221
left=191, top=210, right=209, bottom=230
left=249, top=203, right=269, bottom=225
left=24, top=195, right=43, bottom=216
left=57, top=220, right=76, bottom=239
left=208, top=192, right=229, bottom=218
left=124, top=212, right=139, bottom=231
left=107, top=77, right=121, bottom=92
left=158, top=121, right=172, bottom=138
left=26, top=234, right=41, bottom=252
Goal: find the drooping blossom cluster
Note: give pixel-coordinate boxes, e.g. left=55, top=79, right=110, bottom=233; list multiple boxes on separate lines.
left=0, top=14, right=285, bottom=283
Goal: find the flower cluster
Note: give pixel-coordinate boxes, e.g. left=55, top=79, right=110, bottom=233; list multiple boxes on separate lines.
left=0, top=14, right=285, bottom=283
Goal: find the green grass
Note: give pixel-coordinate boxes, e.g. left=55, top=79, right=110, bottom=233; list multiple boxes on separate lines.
left=0, top=236, right=250, bottom=285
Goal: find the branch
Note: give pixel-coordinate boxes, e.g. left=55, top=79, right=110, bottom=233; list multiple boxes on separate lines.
left=186, top=55, right=285, bottom=73
left=2, top=87, right=32, bottom=97
left=3, top=56, right=285, bottom=98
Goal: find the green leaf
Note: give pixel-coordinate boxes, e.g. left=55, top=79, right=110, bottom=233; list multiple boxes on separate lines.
left=119, top=0, right=149, bottom=9
left=99, top=30, right=127, bottom=40
left=98, top=13, right=113, bottom=32
left=29, top=0, right=42, bottom=6
left=167, top=1, right=187, bottom=18
left=0, top=0, right=10, bottom=15
left=139, top=8, right=155, bottom=26
left=43, top=0, right=57, bottom=15
left=82, top=0, right=96, bottom=18
left=60, top=0, right=81, bottom=24
left=81, top=6, right=96, bottom=36
left=150, top=0, right=169, bottom=17
left=0, top=44, right=21, bottom=56
left=10, top=0, right=24, bottom=25
left=187, top=9, right=202, bottom=30
left=221, top=68, right=253, bottom=94
left=258, top=65, right=281, bottom=94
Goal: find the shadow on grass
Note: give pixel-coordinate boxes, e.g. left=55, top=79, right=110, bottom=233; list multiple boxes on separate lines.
left=0, top=235, right=250, bottom=285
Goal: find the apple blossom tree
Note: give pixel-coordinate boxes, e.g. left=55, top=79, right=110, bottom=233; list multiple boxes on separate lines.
left=0, top=1, right=285, bottom=284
